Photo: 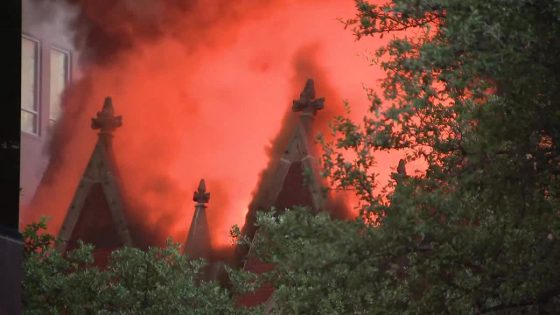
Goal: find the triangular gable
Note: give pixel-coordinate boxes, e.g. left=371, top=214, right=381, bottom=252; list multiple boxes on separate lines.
left=242, top=79, right=328, bottom=242
left=57, top=97, right=132, bottom=252
left=254, top=117, right=327, bottom=214
left=236, top=79, right=328, bottom=308
left=236, top=120, right=326, bottom=307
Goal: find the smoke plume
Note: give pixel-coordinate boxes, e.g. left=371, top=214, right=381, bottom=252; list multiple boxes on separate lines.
left=24, top=0, right=394, bottom=255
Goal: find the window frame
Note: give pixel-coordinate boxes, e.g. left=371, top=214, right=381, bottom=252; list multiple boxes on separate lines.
left=21, top=34, right=41, bottom=136
left=48, top=46, right=71, bottom=127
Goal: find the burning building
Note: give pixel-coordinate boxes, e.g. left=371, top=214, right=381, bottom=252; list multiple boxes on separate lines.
left=20, top=0, right=402, bottom=309
left=49, top=78, right=343, bottom=310
left=21, top=0, right=390, bottom=241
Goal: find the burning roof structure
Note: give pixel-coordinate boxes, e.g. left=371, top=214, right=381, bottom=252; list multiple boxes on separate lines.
left=20, top=0, right=402, bottom=310
left=23, top=0, right=387, bottom=258
left=236, top=78, right=332, bottom=307
left=57, top=97, right=132, bottom=264
left=240, top=78, right=328, bottom=244
left=55, top=79, right=337, bottom=307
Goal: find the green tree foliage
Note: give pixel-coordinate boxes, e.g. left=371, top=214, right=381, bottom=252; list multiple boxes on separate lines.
left=22, top=218, right=243, bottom=314
left=246, top=0, right=560, bottom=313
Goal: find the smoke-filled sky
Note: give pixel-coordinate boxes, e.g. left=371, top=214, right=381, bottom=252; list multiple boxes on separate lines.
left=25, top=0, right=404, bottom=251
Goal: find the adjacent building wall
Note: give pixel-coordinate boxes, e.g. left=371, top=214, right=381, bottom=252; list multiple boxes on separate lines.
left=20, top=0, right=80, bottom=210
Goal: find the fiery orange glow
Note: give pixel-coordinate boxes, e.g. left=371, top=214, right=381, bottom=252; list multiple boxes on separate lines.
left=23, top=0, right=406, bottom=253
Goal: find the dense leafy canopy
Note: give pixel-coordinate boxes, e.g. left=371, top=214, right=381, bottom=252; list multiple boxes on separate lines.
left=22, top=219, right=243, bottom=315
left=247, top=0, right=560, bottom=314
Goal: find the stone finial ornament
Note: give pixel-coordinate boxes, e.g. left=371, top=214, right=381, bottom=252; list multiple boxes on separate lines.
left=292, top=79, right=325, bottom=115
left=91, top=97, right=122, bottom=133
left=193, top=179, right=210, bottom=204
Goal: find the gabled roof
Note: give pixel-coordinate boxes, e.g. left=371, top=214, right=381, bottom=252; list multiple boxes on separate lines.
left=236, top=79, right=328, bottom=308
left=242, top=79, right=328, bottom=242
left=57, top=97, right=132, bottom=254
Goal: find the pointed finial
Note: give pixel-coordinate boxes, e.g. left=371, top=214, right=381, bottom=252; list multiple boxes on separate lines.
left=300, top=79, right=316, bottom=100
left=91, top=97, right=122, bottom=133
left=292, top=79, right=325, bottom=115
left=397, top=159, right=407, bottom=176
left=193, top=179, right=210, bottom=204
